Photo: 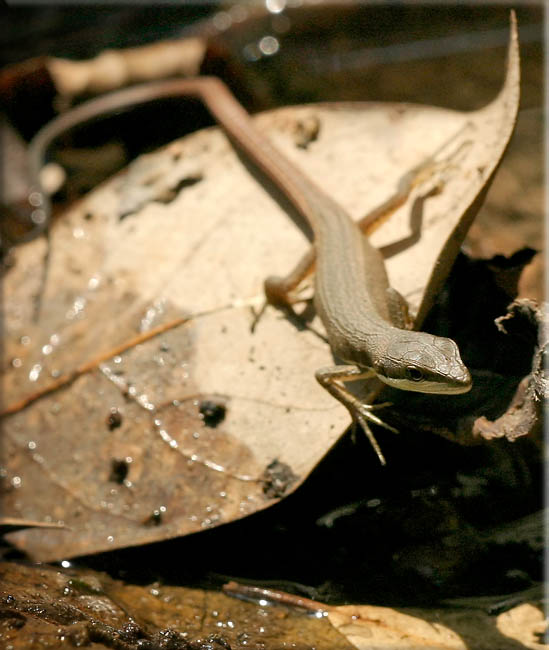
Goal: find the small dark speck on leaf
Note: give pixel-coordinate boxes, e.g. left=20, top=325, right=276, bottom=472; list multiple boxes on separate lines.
left=107, top=408, right=123, bottom=430
left=143, top=510, right=163, bottom=527
left=262, top=459, right=298, bottom=499
left=120, top=175, right=203, bottom=220
left=199, top=400, right=226, bottom=427
left=83, top=212, right=93, bottom=221
left=109, top=459, right=129, bottom=484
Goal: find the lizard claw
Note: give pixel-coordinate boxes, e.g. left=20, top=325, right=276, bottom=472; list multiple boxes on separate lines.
left=357, top=403, right=399, bottom=434
left=354, top=413, right=387, bottom=466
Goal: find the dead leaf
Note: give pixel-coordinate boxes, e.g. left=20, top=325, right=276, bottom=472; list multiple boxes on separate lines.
left=328, top=605, right=467, bottom=650
left=328, top=602, right=548, bottom=650
left=497, top=603, right=548, bottom=649
left=0, top=562, right=354, bottom=650
left=473, top=299, right=545, bottom=442
left=1, top=19, right=520, bottom=561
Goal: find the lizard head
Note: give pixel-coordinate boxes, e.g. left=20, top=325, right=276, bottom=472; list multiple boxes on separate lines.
left=374, top=332, right=472, bottom=394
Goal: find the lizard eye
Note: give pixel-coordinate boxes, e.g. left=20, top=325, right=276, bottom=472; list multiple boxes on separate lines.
left=405, top=366, right=423, bottom=382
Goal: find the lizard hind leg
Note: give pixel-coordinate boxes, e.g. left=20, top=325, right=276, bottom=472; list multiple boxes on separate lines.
left=386, top=287, right=414, bottom=330
left=264, top=248, right=315, bottom=308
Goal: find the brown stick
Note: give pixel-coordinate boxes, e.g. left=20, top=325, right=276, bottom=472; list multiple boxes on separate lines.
left=222, top=580, right=330, bottom=614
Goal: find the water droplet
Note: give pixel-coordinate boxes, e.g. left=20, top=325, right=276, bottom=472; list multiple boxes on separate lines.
left=266, top=0, right=285, bottom=13
left=11, top=476, right=22, bottom=488
left=73, top=227, right=85, bottom=239
left=242, top=42, right=261, bottom=62
left=29, top=364, right=42, bottom=382
left=60, top=560, right=71, bottom=568
left=42, top=344, right=53, bottom=355
left=20, top=335, right=31, bottom=346
left=88, top=275, right=100, bottom=290
left=106, top=535, right=114, bottom=543
left=28, top=191, right=43, bottom=207
left=31, top=209, right=46, bottom=224
left=27, top=441, right=37, bottom=450
left=258, top=35, right=279, bottom=56
left=11, top=358, right=22, bottom=368
left=229, top=4, right=248, bottom=22
left=213, top=11, right=232, bottom=31
left=272, top=14, right=291, bottom=34
left=137, top=393, right=155, bottom=410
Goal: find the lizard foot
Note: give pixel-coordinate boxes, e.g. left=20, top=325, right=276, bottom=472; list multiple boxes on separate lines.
left=353, top=413, right=386, bottom=466
left=351, top=404, right=400, bottom=466
left=357, top=402, right=399, bottom=434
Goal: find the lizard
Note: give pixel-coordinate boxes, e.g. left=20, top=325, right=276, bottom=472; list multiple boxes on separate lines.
left=22, top=76, right=472, bottom=464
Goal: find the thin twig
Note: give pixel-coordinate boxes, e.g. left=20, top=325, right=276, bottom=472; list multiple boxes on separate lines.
left=1, top=315, right=189, bottom=417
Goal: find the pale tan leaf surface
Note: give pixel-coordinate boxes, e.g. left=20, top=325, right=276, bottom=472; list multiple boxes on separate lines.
left=2, top=24, right=519, bottom=561
left=329, top=601, right=548, bottom=650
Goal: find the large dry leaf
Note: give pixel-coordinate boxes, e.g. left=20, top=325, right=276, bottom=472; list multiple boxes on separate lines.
left=1, top=21, right=519, bottom=560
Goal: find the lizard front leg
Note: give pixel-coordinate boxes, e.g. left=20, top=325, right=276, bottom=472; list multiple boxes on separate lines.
left=315, top=365, right=398, bottom=465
